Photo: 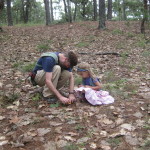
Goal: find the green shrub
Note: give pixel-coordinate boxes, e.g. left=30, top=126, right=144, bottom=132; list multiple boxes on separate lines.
left=76, top=42, right=89, bottom=48
left=112, top=29, right=124, bottom=35
left=75, top=76, right=82, bottom=85
left=22, top=62, right=36, bottom=72
left=37, top=43, right=49, bottom=52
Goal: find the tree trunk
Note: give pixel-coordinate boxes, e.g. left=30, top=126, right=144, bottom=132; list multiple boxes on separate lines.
left=24, top=0, right=30, bottom=23
left=6, top=0, right=13, bottom=26
left=0, top=0, right=4, bottom=31
left=21, top=0, right=25, bottom=23
left=63, top=0, right=68, bottom=21
left=149, top=0, right=150, bottom=20
left=44, top=0, right=51, bottom=25
left=107, top=0, right=112, bottom=20
left=93, top=0, right=97, bottom=21
left=141, top=0, right=148, bottom=33
left=98, top=0, right=106, bottom=29
left=50, top=0, right=53, bottom=22
left=73, top=1, right=77, bottom=21
left=122, top=0, right=126, bottom=20
left=67, top=0, right=72, bottom=23
left=82, top=3, right=86, bottom=19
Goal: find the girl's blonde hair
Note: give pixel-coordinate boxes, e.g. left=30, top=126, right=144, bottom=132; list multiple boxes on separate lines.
left=77, top=62, right=96, bottom=79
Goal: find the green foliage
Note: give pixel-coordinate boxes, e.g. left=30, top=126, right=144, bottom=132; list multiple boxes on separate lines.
left=116, top=42, right=125, bottom=49
left=0, top=92, right=19, bottom=106
left=32, top=93, right=41, bottom=101
left=21, top=62, right=36, bottom=72
left=76, top=41, right=89, bottom=48
left=75, top=76, right=82, bottom=85
left=37, top=43, right=50, bottom=52
left=107, top=137, right=121, bottom=147
left=142, top=50, right=150, bottom=58
left=112, top=29, right=124, bottom=35
left=75, top=124, right=85, bottom=131
left=144, top=140, right=150, bottom=148
left=126, top=32, right=135, bottom=38
left=50, top=102, right=60, bottom=108
left=143, top=125, right=150, bottom=129
left=12, top=61, right=36, bottom=72
left=137, top=40, right=146, bottom=48
left=63, top=144, right=79, bottom=150
left=103, top=71, right=138, bottom=99
left=103, top=71, right=118, bottom=82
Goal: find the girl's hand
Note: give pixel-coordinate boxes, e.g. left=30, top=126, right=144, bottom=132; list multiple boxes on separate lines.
left=78, top=84, right=84, bottom=87
left=84, top=85, right=91, bottom=88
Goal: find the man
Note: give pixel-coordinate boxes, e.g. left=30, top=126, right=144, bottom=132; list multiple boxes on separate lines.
left=31, top=51, right=78, bottom=104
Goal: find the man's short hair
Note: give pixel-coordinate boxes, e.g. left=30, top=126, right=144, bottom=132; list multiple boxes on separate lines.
left=67, top=51, right=78, bottom=68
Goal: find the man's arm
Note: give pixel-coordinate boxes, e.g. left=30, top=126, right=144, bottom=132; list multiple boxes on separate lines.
left=45, top=72, right=70, bottom=104
left=68, top=72, right=76, bottom=102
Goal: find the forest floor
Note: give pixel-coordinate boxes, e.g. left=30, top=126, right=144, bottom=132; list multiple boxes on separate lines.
left=0, top=21, right=150, bottom=150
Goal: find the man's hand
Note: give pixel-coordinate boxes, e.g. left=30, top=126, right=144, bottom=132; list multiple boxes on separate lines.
left=59, top=96, right=70, bottom=104
left=69, top=94, right=76, bottom=103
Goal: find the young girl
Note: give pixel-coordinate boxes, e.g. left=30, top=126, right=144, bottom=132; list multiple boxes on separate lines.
left=75, top=62, right=114, bottom=105
left=77, top=62, right=102, bottom=90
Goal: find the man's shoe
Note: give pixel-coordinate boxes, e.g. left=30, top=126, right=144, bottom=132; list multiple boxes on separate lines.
left=43, top=97, right=58, bottom=104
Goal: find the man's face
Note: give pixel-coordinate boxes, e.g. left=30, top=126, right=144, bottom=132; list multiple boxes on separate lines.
left=59, top=57, right=71, bottom=69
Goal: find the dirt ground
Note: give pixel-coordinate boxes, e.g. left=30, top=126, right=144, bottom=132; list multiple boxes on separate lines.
left=0, top=21, right=150, bottom=150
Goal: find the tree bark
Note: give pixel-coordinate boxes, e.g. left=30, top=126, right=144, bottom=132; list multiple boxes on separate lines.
left=63, top=0, right=68, bottom=21
left=141, top=0, right=148, bottom=33
left=149, top=0, right=150, bottom=20
left=6, top=0, right=13, bottom=26
left=67, top=0, right=72, bottom=23
left=98, top=0, right=106, bottom=29
left=73, top=1, right=77, bottom=21
left=82, top=2, right=86, bottom=19
left=50, top=0, right=53, bottom=22
left=24, top=0, right=30, bottom=23
left=107, top=0, right=112, bottom=20
left=93, top=0, right=97, bottom=21
left=21, top=0, right=25, bottom=23
left=122, top=0, right=126, bottom=20
left=0, top=0, right=4, bottom=31
left=44, top=0, right=51, bottom=25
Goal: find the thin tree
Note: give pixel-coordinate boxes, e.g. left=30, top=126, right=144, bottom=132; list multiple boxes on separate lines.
left=0, top=0, right=4, bottom=31
left=67, top=0, right=72, bottom=23
left=6, top=0, right=13, bottom=26
left=81, top=0, right=88, bottom=19
left=98, top=0, right=106, bottom=29
left=93, top=0, right=97, bottom=21
left=50, top=0, right=54, bottom=22
left=44, top=0, right=51, bottom=25
left=24, top=0, right=30, bottom=23
left=107, top=0, right=112, bottom=20
left=122, top=0, right=126, bottom=20
left=63, top=0, right=69, bottom=21
left=73, top=1, right=77, bottom=21
left=141, top=0, right=148, bottom=33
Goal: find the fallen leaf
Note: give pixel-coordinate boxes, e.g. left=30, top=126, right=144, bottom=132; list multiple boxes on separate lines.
left=9, top=116, right=19, bottom=124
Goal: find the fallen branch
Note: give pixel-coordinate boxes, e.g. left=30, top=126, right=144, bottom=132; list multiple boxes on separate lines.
left=78, top=52, right=129, bottom=57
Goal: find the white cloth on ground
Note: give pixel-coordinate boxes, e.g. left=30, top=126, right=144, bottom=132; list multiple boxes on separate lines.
left=75, top=87, right=115, bottom=105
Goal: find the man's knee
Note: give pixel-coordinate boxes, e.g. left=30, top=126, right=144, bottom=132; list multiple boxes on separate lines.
left=61, top=70, right=71, bottom=80
left=53, top=65, right=61, bottom=73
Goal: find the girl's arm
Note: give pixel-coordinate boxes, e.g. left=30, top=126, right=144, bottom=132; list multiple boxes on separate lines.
left=85, top=81, right=102, bottom=90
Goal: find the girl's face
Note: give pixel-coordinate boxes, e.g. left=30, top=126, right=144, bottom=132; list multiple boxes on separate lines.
left=78, top=71, right=89, bottom=78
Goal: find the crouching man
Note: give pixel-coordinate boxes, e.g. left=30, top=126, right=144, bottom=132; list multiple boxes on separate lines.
left=30, top=51, right=78, bottom=104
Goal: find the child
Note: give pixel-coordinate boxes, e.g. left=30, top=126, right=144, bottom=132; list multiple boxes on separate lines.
left=75, top=62, right=114, bottom=105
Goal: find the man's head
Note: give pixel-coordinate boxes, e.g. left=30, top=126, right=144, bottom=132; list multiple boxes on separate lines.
left=59, top=51, right=78, bottom=69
